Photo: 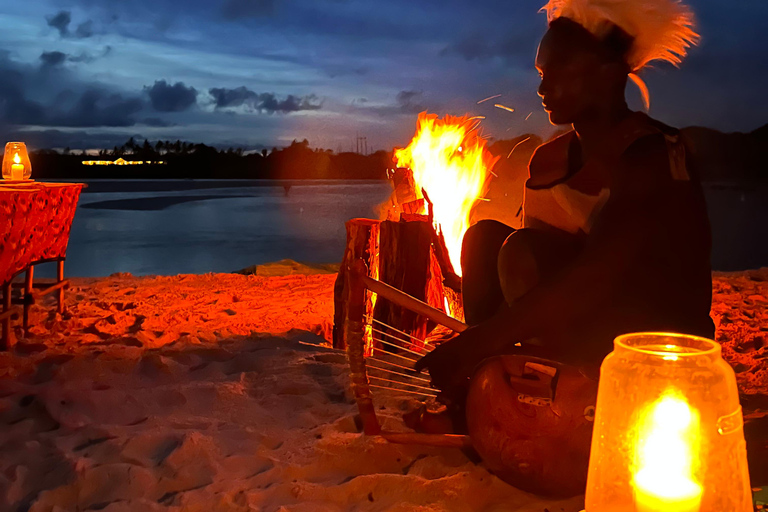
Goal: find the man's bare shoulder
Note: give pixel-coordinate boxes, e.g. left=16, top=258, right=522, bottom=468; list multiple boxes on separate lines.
left=527, top=130, right=574, bottom=188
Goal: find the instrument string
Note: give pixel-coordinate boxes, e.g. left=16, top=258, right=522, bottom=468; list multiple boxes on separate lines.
left=370, top=327, right=429, bottom=354
left=365, top=364, right=432, bottom=384
left=370, top=338, right=419, bottom=364
left=370, top=334, right=429, bottom=358
left=371, top=318, right=429, bottom=346
left=367, top=375, right=437, bottom=393
left=365, top=356, right=416, bottom=373
left=368, top=384, right=437, bottom=398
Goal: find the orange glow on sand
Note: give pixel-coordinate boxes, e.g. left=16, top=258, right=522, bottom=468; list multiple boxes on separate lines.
left=394, top=112, right=499, bottom=275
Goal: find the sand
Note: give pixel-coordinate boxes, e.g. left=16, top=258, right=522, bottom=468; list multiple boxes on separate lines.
left=0, top=266, right=765, bottom=511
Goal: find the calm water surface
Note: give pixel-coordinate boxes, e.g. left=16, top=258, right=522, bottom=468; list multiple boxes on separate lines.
left=35, top=180, right=768, bottom=277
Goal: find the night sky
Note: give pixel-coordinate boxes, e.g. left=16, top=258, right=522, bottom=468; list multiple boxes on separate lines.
left=1, top=0, right=767, bottom=151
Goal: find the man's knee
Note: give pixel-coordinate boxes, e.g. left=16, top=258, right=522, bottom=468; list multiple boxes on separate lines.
left=461, top=220, right=514, bottom=267
left=498, top=230, right=541, bottom=303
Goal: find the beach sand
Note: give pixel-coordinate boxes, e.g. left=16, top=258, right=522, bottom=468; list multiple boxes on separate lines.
left=0, top=266, right=765, bottom=511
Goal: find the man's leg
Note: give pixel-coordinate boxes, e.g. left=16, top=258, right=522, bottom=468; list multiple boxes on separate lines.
left=498, top=228, right=584, bottom=305
left=460, top=220, right=515, bottom=326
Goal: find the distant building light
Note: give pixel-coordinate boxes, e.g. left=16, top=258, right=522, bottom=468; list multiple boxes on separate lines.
left=81, top=158, right=166, bottom=166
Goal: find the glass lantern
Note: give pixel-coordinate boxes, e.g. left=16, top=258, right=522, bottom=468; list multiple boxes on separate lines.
left=2, top=142, right=32, bottom=181
left=585, top=332, right=752, bottom=512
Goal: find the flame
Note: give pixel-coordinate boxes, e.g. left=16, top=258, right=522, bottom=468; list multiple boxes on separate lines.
left=633, top=392, right=703, bottom=511
left=394, top=112, right=498, bottom=275
left=13, top=153, right=20, bottom=164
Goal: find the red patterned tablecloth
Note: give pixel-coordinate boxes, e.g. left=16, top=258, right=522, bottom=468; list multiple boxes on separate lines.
left=0, top=182, right=84, bottom=285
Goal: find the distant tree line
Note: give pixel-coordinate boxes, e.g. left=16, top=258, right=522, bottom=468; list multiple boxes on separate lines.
left=30, top=137, right=393, bottom=180
left=28, top=124, right=765, bottom=182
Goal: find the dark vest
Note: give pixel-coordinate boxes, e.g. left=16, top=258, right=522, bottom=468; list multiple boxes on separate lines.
left=523, top=112, right=715, bottom=361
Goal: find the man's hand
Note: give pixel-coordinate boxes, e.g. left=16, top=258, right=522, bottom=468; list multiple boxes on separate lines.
left=415, top=325, right=492, bottom=396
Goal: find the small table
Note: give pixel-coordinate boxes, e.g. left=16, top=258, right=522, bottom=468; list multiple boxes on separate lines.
left=0, top=181, right=85, bottom=348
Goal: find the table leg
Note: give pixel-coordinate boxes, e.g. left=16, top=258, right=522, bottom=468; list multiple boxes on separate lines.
left=57, top=260, right=65, bottom=314
left=24, top=266, right=34, bottom=337
left=2, top=282, right=10, bottom=350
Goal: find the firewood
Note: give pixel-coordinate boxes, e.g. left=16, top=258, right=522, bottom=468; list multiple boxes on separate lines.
left=333, top=218, right=380, bottom=350
left=374, top=217, right=450, bottom=351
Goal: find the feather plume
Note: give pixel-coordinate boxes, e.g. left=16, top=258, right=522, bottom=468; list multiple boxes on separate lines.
left=541, top=0, right=699, bottom=71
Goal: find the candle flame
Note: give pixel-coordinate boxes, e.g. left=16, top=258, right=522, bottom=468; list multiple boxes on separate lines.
left=13, top=153, right=20, bottom=164
left=633, top=393, right=702, bottom=509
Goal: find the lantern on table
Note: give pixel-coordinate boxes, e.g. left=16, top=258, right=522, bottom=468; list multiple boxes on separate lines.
left=2, top=142, right=32, bottom=181
left=584, top=332, right=752, bottom=512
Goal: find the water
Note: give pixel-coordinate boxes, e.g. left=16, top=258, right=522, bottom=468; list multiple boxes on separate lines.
left=54, top=180, right=392, bottom=277
left=32, top=180, right=768, bottom=277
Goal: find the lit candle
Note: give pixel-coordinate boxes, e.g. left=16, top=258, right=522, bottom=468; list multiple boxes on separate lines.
left=632, top=394, right=702, bottom=512
left=11, top=153, right=24, bottom=180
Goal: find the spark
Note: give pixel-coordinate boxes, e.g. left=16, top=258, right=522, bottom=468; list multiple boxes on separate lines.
left=507, top=136, right=532, bottom=158
left=477, top=94, right=502, bottom=104
left=525, top=112, right=533, bottom=121
left=494, top=104, right=515, bottom=114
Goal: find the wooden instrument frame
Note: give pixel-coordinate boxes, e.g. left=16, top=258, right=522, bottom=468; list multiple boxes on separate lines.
left=344, top=258, right=472, bottom=449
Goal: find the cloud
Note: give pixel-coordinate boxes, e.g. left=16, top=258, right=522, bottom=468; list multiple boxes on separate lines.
left=46, top=11, right=71, bottom=38
left=145, top=80, right=198, bottom=112
left=38, top=47, right=112, bottom=68
left=45, top=10, right=95, bottom=39
left=208, top=86, right=321, bottom=113
left=350, top=89, right=433, bottom=118
left=75, top=20, right=95, bottom=39
left=0, top=52, right=144, bottom=129
left=440, top=29, right=541, bottom=63
left=51, top=90, right=144, bottom=127
left=221, top=0, right=276, bottom=19
left=40, top=51, right=68, bottom=68
left=0, top=129, right=147, bottom=151
left=395, top=90, right=425, bottom=114
left=142, top=117, right=176, bottom=127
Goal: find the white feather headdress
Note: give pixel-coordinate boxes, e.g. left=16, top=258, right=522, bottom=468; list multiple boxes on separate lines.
left=541, top=0, right=700, bottom=107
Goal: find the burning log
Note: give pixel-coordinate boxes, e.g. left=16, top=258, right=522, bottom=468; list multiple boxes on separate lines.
left=333, top=215, right=464, bottom=353
left=373, top=216, right=450, bottom=352
left=332, top=218, right=380, bottom=351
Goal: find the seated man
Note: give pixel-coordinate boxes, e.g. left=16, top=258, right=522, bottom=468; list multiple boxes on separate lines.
left=417, top=0, right=714, bottom=405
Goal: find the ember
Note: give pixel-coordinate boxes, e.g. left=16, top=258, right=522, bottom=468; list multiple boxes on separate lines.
left=393, top=112, right=499, bottom=275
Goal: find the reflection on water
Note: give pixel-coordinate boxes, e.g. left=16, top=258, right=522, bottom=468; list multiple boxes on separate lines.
left=33, top=180, right=768, bottom=277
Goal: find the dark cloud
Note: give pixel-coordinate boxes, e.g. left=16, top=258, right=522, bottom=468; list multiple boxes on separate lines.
left=221, top=0, right=276, bottom=19
left=45, top=10, right=94, bottom=39
left=0, top=52, right=144, bottom=129
left=352, top=90, right=433, bottom=118
left=46, top=11, right=71, bottom=38
left=209, top=86, right=321, bottom=113
left=39, top=47, right=112, bottom=68
left=75, top=20, right=95, bottom=39
left=40, top=51, right=68, bottom=68
left=395, top=90, right=425, bottom=114
left=145, top=80, right=198, bottom=112
left=51, top=90, right=144, bottom=127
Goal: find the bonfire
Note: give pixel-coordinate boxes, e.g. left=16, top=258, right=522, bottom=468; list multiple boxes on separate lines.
left=392, top=112, right=499, bottom=276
